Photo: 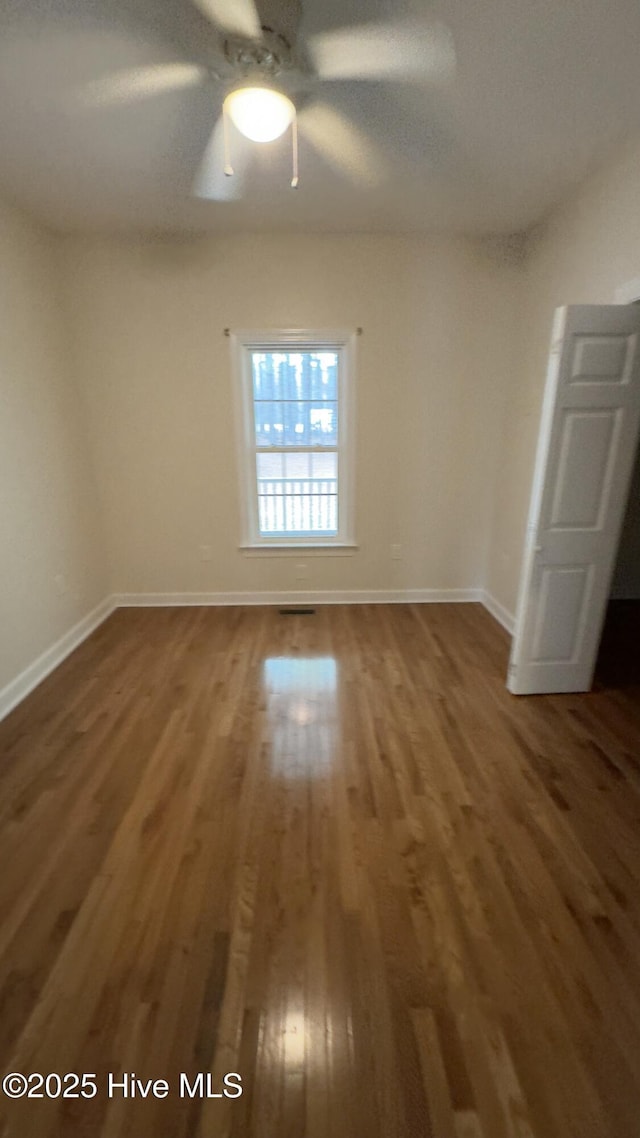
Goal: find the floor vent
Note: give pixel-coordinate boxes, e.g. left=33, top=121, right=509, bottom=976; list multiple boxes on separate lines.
left=279, top=608, right=316, bottom=616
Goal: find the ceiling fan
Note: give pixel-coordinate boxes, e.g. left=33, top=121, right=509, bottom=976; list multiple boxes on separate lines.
left=80, top=0, right=456, bottom=200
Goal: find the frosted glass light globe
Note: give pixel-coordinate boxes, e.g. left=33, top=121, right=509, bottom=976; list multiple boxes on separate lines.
left=224, top=87, right=295, bottom=143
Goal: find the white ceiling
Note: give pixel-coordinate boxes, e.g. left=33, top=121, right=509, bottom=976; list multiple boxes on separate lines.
left=1, top=0, right=640, bottom=236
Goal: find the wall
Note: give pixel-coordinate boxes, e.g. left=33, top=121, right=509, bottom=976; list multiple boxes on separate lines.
left=486, top=136, right=640, bottom=617
left=59, top=233, right=520, bottom=599
left=0, top=198, right=108, bottom=701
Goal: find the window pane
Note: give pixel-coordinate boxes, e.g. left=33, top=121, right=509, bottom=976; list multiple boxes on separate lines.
left=256, top=452, right=284, bottom=480
left=281, top=451, right=311, bottom=479
left=256, top=451, right=337, bottom=481
left=252, top=351, right=338, bottom=402
left=258, top=494, right=338, bottom=535
left=256, top=449, right=338, bottom=536
left=286, top=451, right=338, bottom=480
left=310, top=451, right=337, bottom=479
left=254, top=401, right=283, bottom=446
left=254, top=401, right=337, bottom=447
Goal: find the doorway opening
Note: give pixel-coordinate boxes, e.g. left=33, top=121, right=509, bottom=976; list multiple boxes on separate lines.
left=595, top=414, right=640, bottom=689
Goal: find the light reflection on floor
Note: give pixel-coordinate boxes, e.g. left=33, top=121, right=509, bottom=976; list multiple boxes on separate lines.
left=282, top=1010, right=306, bottom=1067
left=262, top=656, right=338, bottom=776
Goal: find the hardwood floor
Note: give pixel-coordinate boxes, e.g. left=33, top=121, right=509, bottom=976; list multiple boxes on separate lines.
left=0, top=602, right=639, bottom=1138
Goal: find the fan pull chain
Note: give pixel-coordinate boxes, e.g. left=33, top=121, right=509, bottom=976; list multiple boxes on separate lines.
left=223, top=103, right=234, bottom=177
left=291, top=113, right=299, bottom=189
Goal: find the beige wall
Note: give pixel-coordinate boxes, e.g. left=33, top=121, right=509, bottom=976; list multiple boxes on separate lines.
left=487, top=136, right=640, bottom=616
left=59, top=233, right=520, bottom=598
left=0, top=199, right=108, bottom=695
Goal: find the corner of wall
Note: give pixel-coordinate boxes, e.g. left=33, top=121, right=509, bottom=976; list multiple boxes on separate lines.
left=0, top=198, right=112, bottom=698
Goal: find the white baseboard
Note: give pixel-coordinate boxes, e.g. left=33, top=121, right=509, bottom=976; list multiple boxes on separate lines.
left=114, top=588, right=484, bottom=607
left=0, top=596, right=116, bottom=723
left=481, top=590, right=515, bottom=634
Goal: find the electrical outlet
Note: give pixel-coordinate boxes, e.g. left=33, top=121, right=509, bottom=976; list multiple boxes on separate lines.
left=391, top=544, right=402, bottom=560
left=295, top=563, right=308, bottom=580
left=54, top=573, right=67, bottom=595
left=199, top=545, right=213, bottom=562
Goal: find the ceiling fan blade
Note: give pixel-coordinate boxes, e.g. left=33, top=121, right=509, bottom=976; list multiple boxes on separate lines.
left=306, top=19, right=455, bottom=84
left=75, top=64, right=207, bottom=109
left=297, top=103, right=387, bottom=187
left=191, top=0, right=261, bottom=40
left=193, top=115, right=253, bottom=201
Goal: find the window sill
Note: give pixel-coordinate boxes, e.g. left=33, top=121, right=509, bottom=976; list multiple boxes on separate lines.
left=239, top=543, right=358, bottom=558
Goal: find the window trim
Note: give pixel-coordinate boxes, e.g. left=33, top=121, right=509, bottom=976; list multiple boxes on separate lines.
left=230, top=328, right=357, bottom=550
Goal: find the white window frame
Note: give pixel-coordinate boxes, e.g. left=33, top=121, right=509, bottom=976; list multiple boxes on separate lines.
left=230, top=328, right=357, bottom=550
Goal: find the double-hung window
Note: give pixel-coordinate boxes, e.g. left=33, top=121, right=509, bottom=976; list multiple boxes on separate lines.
left=232, top=329, right=356, bottom=548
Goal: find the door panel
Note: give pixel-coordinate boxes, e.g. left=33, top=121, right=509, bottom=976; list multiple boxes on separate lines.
left=531, top=565, right=592, bottom=662
left=549, top=409, right=619, bottom=529
left=509, top=305, right=640, bottom=694
left=570, top=335, right=633, bottom=382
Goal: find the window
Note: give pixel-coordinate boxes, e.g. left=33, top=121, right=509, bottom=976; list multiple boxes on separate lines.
left=231, top=329, right=356, bottom=548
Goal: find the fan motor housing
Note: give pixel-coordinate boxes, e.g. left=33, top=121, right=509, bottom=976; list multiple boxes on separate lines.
left=224, top=28, right=293, bottom=76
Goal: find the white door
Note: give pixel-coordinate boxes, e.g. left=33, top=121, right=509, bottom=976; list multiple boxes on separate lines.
left=509, top=304, right=640, bottom=694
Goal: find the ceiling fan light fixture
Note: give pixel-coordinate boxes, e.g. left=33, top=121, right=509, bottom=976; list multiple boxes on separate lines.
left=224, top=86, right=295, bottom=142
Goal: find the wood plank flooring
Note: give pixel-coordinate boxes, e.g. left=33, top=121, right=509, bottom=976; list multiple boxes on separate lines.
left=0, top=602, right=639, bottom=1138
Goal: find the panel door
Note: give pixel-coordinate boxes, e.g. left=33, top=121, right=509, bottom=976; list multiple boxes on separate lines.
left=509, top=305, right=640, bottom=694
